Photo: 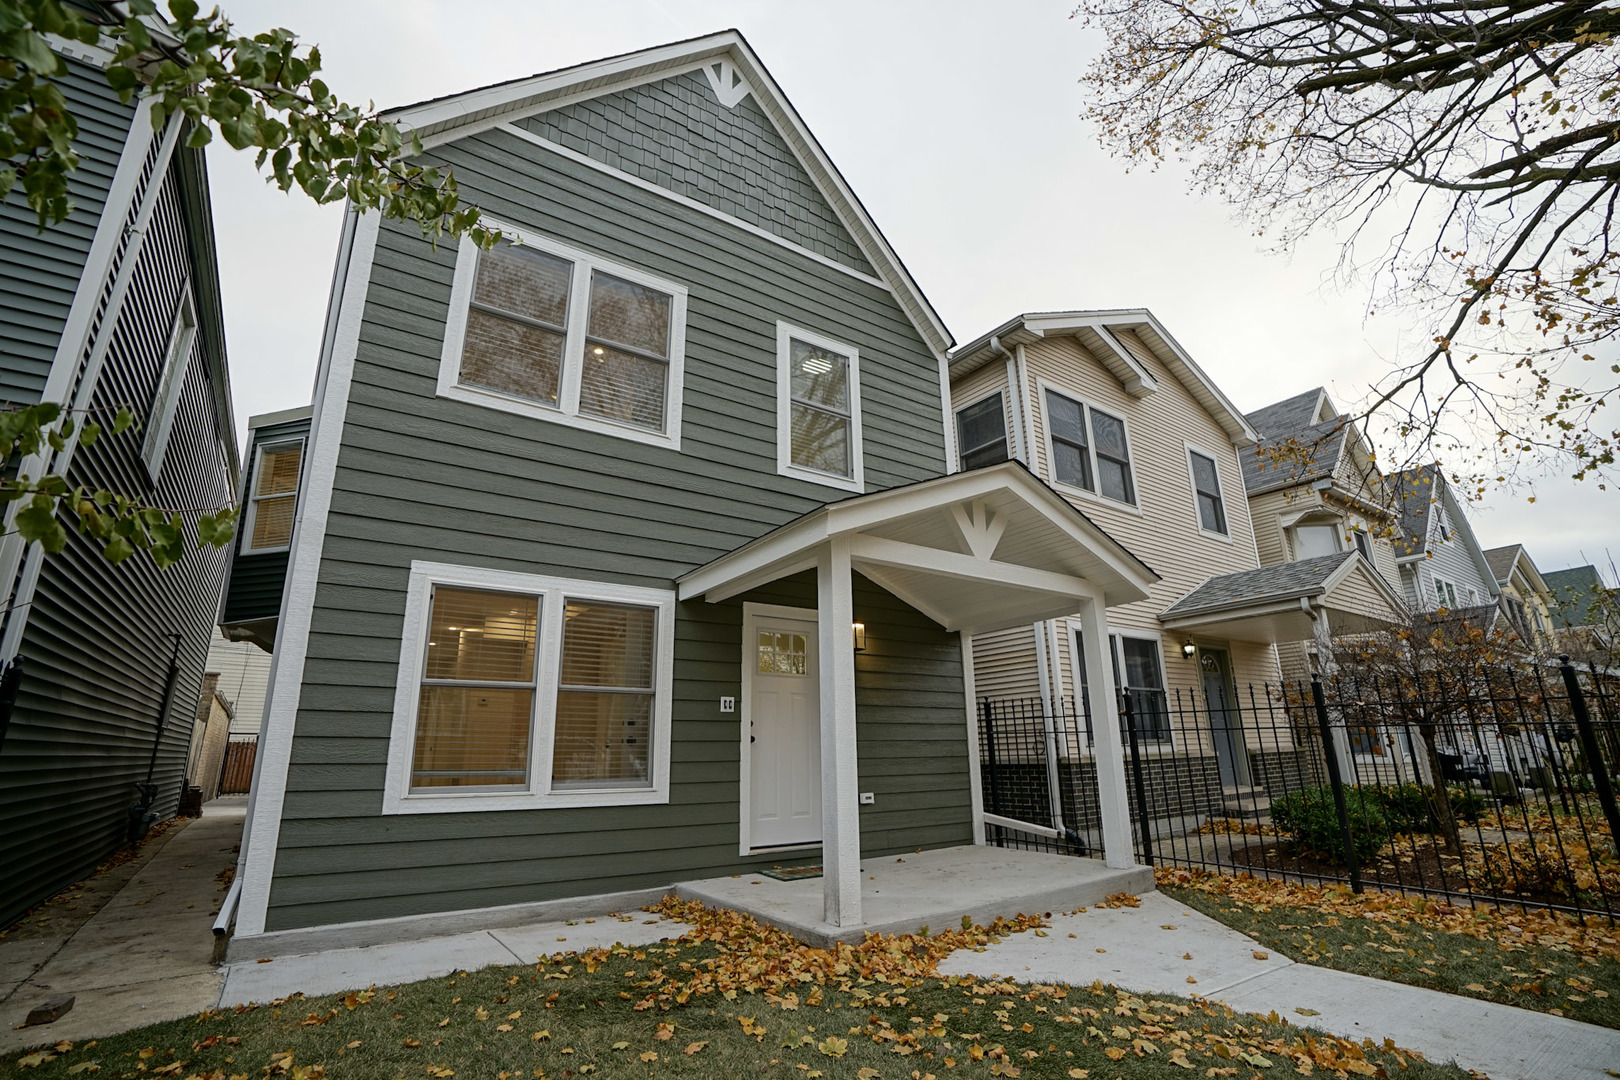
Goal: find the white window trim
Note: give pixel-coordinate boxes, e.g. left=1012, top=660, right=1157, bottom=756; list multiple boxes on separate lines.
left=1183, top=440, right=1232, bottom=542
left=437, top=222, right=689, bottom=451
left=382, top=561, right=676, bottom=815
left=1430, top=572, right=1464, bottom=609
left=775, top=321, right=865, bottom=493
left=1289, top=515, right=1344, bottom=561
left=1035, top=378, right=1142, bottom=514
left=140, top=283, right=197, bottom=483
left=954, top=389, right=1010, bottom=472
left=239, top=436, right=305, bottom=555
left=1070, top=625, right=1174, bottom=749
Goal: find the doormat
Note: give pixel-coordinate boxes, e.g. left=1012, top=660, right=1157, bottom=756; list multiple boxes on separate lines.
left=759, top=864, right=822, bottom=881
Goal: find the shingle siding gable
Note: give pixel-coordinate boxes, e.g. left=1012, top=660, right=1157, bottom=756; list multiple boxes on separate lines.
left=515, top=69, right=876, bottom=276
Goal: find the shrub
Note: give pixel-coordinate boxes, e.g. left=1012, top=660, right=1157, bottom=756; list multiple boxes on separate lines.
left=1374, top=783, right=1433, bottom=833
left=1271, top=784, right=1391, bottom=865
left=1448, top=784, right=1487, bottom=824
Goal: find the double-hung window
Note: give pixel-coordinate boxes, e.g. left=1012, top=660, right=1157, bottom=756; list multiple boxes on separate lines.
left=956, top=393, right=1009, bottom=470
left=141, top=287, right=197, bottom=482
left=1072, top=629, right=1172, bottom=743
left=242, top=439, right=303, bottom=553
left=385, top=563, right=675, bottom=813
left=1351, top=529, right=1372, bottom=560
left=440, top=225, right=688, bottom=449
left=1187, top=448, right=1228, bottom=535
left=777, top=322, right=864, bottom=492
left=1433, top=575, right=1460, bottom=609
left=1293, top=522, right=1342, bottom=561
left=1043, top=388, right=1136, bottom=505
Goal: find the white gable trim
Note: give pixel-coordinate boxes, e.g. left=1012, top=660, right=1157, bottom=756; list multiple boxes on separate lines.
left=385, top=31, right=953, bottom=357
left=702, top=57, right=752, bottom=107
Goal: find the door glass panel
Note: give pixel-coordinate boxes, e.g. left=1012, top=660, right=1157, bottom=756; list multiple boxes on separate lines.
left=757, top=631, right=808, bottom=675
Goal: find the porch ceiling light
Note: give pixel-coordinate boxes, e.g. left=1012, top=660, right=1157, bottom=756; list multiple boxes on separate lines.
left=1181, top=638, right=1196, bottom=659
left=852, top=622, right=867, bottom=652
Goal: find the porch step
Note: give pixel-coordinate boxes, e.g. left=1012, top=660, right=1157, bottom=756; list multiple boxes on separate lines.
left=1221, top=787, right=1272, bottom=819
left=674, top=845, right=1154, bottom=948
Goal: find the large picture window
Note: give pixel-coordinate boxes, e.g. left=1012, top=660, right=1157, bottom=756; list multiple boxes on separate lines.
left=384, top=563, right=675, bottom=813
left=1042, top=387, right=1136, bottom=506
left=439, top=225, right=688, bottom=449
left=776, top=322, right=864, bottom=492
left=955, top=393, right=1009, bottom=470
left=242, top=439, right=303, bottom=553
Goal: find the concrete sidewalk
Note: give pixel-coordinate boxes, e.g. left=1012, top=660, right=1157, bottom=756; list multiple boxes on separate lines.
left=0, top=800, right=244, bottom=1052
left=936, top=890, right=1620, bottom=1080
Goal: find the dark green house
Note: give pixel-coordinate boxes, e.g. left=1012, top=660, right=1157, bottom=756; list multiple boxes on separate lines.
left=225, top=32, right=1154, bottom=952
left=0, top=38, right=238, bottom=925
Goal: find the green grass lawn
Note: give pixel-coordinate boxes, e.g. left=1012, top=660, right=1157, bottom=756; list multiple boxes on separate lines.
left=1163, top=884, right=1620, bottom=1030
left=9, top=905, right=1475, bottom=1080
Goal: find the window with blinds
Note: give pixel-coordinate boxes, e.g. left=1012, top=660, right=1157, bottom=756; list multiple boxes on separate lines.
left=443, top=226, right=688, bottom=448
left=955, top=393, right=1009, bottom=471
left=776, top=322, right=863, bottom=492
left=244, top=439, right=303, bottom=552
left=390, top=568, right=674, bottom=810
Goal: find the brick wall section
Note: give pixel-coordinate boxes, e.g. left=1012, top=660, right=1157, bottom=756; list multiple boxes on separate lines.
left=517, top=69, right=876, bottom=275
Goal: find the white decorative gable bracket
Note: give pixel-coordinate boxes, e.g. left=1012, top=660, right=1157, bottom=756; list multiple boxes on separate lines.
left=950, top=499, right=1007, bottom=561
left=703, top=58, right=752, bottom=108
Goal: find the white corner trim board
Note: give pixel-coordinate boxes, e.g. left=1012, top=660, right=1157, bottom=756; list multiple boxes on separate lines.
left=380, top=562, right=676, bottom=816
left=235, top=209, right=382, bottom=940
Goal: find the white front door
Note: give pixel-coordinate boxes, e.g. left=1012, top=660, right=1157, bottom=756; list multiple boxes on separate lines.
left=748, top=611, right=822, bottom=850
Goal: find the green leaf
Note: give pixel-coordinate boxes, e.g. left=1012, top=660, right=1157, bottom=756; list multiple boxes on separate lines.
left=15, top=501, right=66, bottom=554
left=186, top=123, right=213, bottom=148
left=112, top=407, right=135, bottom=435
left=102, top=535, right=135, bottom=565
left=197, top=509, right=236, bottom=548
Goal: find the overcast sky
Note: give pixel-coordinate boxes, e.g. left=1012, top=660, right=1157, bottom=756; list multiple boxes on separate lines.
left=204, top=0, right=1616, bottom=580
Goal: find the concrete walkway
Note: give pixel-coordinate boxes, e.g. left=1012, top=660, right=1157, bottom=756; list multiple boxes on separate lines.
left=0, top=800, right=244, bottom=1052
left=936, top=890, right=1620, bottom=1080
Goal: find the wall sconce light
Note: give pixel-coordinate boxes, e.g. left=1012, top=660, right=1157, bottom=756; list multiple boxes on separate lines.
left=852, top=622, right=867, bottom=652
left=1181, top=638, right=1197, bottom=659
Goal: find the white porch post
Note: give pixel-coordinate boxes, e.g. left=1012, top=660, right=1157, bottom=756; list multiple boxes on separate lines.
left=817, top=536, right=862, bottom=926
left=1077, top=585, right=1135, bottom=869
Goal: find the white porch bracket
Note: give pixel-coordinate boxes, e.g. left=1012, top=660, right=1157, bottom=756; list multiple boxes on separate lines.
left=817, top=535, right=862, bottom=926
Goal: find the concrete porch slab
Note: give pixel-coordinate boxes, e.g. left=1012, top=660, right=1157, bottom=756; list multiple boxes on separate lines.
left=674, top=846, right=1153, bottom=947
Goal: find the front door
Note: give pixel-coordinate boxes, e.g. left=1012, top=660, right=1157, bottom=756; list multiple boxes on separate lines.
left=748, top=612, right=822, bottom=850
left=1201, top=648, right=1249, bottom=789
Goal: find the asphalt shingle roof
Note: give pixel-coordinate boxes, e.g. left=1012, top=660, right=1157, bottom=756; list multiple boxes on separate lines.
left=1388, top=463, right=1441, bottom=558
left=1239, top=420, right=1349, bottom=495
left=1482, top=544, right=1524, bottom=585
left=1544, top=565, right=1608, bottom=628
left=1162, top=552, right=1356, bottom=619
left=1245, top=389, right=1324, bottom=439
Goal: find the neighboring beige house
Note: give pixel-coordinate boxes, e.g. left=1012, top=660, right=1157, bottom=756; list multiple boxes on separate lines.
left=1237, top=388, right=1410, bottom=680
left=1483, top=544, right=1557, bottom=652
left=205, top=634, right=273, bottom=736
left=185, top=674, right=234, bottom=803
left=950, top=311, right=1369, bottom=817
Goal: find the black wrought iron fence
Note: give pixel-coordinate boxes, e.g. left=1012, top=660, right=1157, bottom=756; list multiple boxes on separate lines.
left=977, top=658, right=1620, bottom=920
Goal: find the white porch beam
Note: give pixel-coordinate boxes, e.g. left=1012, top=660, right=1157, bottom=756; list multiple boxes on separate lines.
left=817, top=536, right=862, bottom=926
left=849, top=535, right=1094, bottom=598
left=1076, top=585, right=1135, bottom=869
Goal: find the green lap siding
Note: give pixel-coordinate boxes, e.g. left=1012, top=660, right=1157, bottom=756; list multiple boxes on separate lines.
left=260, top=70, right=961, bottom=930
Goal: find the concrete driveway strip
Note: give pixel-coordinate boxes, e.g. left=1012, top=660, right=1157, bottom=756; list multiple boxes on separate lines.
left=937, top=891, right=1620, bottom=1080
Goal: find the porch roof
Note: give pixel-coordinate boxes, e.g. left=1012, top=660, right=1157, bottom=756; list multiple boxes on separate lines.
left=677, top=462, right=1159, bottom=635
left=1160, top=551, right=1407, bottom=643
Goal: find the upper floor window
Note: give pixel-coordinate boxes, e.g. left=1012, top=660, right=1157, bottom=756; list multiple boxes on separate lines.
left=956, top=393, right=1010, bottom=471
left=1351, top=529, right=1372, bottom=560
left=1187, top=448, right=1227, bottom=535
left=776, top=322, right=864, bottom=492
left=141, top=287, right=197, bottom=482
left=439, top=226, right=688, bottom=450
left=1044, top=388, right=1136, bottom=505
left=243, top=439, right=303, bottom=553
left=384, top=563, right=675, bottom=814
left=1294, top=522, right=1342, bottom=560
left=1433, top=575, right=1460, bottom=609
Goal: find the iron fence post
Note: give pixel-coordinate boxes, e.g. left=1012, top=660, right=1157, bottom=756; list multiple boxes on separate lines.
left=1122, top=687, right=1152, bottom=866
left=1311, top=674, right=1362, bottom=893
left=981, top=698, right=1001, bottom=820
left=1560, top=657, right=1620, bottom=862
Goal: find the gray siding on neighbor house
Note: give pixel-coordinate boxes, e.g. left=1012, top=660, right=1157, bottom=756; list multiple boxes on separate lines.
left=261, top=87, right=955, bottom=928
left=221, top=414, right=311, bottom=628
left=0, top=147, right=235, bottom=926
left=0, top=56, right=136, bottom=405
left=1402, top=503, right=1496, bottom=614
left=516, top=69, right=875, bottom=276
left=265, top=571, right=972, bottom=929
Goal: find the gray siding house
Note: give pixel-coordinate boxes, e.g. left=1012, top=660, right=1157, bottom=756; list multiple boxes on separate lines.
left=227, top=33, right=1155, bottom=951
left=1390, top=464, right=1500, bottom=618
left=0, top=41, right=238, bottom=924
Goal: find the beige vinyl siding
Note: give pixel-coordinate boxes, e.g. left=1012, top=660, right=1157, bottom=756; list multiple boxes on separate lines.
left=950, top=361, right=1014, bottom=468
left=969, top=624, right=1043, bottom=700
left=206, top=636, right=273, bottom=735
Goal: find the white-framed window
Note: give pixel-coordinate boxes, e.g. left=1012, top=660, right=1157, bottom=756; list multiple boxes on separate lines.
left=1432, top=574, right=1460, bottom=609
left=438, top=223, right=689, bottom=450
left=1072, top=627, right=1171, bottom=743
left=382, top=562, right=675, bottom=814
left=776, top=321, right=864, bottom=492
left=1041, top=385, right=1136, bottom=506
left=140, top=285, right=197, bottom=482
left=1351, top=529, right=1373, bottom=561
left=1293, top=520, right=1343, bottom=561
left=241, top=438, right=304, bottom=553
left=955, top=392, right=1009, bottom=471
left=1185, top=444, right=1228, bottom=536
